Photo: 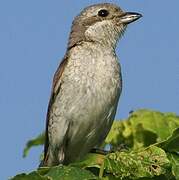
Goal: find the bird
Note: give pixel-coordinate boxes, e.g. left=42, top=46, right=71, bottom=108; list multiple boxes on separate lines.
left=41, top=3, right=142, bottom=167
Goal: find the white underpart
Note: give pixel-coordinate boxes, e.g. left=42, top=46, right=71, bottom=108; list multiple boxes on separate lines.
left=47, top=18, right=124, bottom=165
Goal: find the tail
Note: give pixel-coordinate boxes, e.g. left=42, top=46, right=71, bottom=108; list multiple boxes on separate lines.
left=38, top=152, right=49, bottom=167
left=39, top=148, right=63, bottom=167
left=39, top=160, right=44, bottom=167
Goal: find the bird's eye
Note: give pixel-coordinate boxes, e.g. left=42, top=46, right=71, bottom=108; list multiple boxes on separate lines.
left=98, top=9, right=109, bottom=17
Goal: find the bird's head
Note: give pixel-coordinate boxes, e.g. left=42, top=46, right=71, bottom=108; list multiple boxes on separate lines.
left=68, top=3, right=142, bottom=49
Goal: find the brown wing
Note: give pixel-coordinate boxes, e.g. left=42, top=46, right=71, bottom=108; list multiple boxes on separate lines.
left=43, top=55, right=68, bottom=164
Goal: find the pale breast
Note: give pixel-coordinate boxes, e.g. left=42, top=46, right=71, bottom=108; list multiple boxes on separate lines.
left=60, top=42, right=122, bottom=118
left=49, top=42, right=122, bottom=163
left=61, top=43, right=121, bottom=159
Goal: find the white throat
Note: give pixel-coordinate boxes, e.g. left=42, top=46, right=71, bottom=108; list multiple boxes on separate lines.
left=85, top=20, right=125, bottom=49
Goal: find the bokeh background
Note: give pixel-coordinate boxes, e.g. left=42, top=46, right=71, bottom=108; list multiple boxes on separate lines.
left=0, top=0, right=178, bottom=179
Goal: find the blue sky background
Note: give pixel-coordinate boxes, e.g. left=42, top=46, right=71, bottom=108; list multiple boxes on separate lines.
left=0, top=0, right=179, bottom=179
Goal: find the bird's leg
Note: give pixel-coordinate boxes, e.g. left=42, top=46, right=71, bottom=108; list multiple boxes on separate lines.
left=90, top=148, right=109, bottom=155
left=91, top=144, right=129, bottom=155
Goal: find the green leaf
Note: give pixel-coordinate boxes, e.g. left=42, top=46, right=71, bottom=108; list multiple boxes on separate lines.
left=10, top=171, right=51, bottom=180
left=105, top=120, right=133, bottom=149
left=45, top=165, right=98, bottom=180
left=103, top=146, right=171, bottom=179
left=130, top=110, right=179, bottom=149
left=168, top=153, right=179, bottom=179
left=130, top=110, right=173, bottom=140
left=23, top=133, right=45, bottom=158
left=157, top=128, right=179, bottom=153
left=105, top=109, right=179, bottom=150
left=11, top=166, right=98, bottom=180
left=136, top=175, right=174, bottom=180
left=70, top=153, right=105, bottom=169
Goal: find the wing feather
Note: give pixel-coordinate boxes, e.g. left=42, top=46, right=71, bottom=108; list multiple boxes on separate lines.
left=43, top=55, right=68, bottom=164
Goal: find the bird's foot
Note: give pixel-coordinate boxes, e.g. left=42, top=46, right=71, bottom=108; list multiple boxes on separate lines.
left=91, top=144, right=129, bottom=155
left=90, top=148, right=109, bottom=155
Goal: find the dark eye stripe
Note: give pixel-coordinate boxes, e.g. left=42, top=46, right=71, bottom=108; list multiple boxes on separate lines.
left=98, top=9, right=109, bottom=17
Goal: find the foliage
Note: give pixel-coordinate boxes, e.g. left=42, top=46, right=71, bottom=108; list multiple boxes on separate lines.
left=11, top=109, right=179, bottom=180
left=23, top=133, right=45, bottom=158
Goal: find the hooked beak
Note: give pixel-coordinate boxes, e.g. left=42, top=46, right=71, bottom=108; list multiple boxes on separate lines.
left=119, top=12, right=142, bottom=24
